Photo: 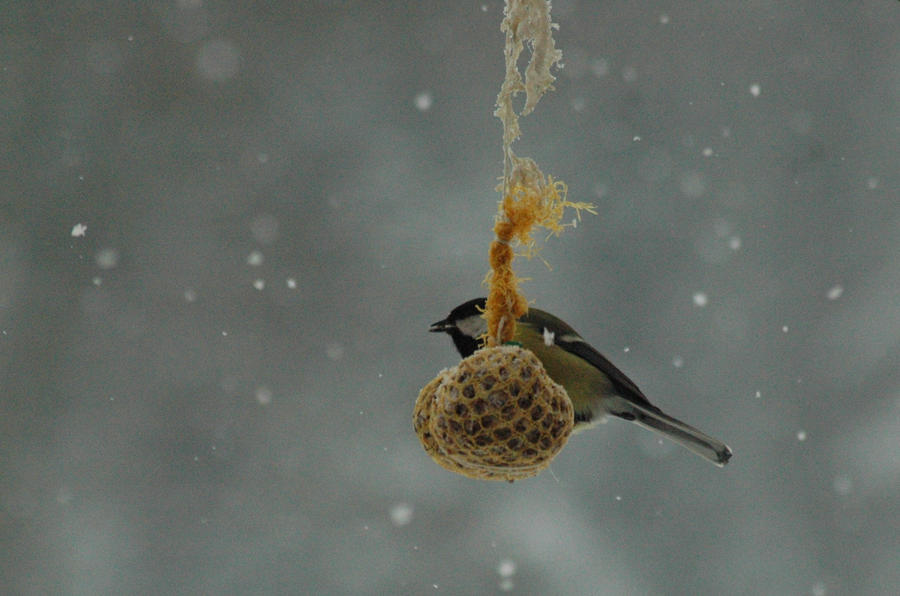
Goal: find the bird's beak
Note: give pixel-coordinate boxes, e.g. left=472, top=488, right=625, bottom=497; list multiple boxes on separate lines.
left=429, top=319, right=451, bottom=333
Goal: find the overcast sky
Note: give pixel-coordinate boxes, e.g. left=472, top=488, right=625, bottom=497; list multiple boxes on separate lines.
left=3, top=1, right=899, bottom=594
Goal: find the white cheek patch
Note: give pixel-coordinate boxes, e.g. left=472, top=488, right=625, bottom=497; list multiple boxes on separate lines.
left=457, top=315, right=487, bottom=339
left=542, top=327, right=555, bottom=346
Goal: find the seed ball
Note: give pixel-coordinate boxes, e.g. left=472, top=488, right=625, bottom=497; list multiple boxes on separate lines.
left=414, top=345, right=574, bottom=482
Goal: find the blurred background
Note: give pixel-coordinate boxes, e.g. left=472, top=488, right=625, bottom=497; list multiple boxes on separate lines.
left=2, top=1, right=899, bottom=594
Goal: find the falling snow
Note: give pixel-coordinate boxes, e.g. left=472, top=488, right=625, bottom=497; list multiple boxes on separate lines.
left=326, top=343, right=344, bottom=361
left=255, top=386, right=272, bottom=405
left=497, top=559, right=516, bottom=578
left=832, top=475, right=853, bottom=496
left=7, top=3, right=897, bottom=594
left=389, top=503, right=414, bottom=527
left=250, top=214, right=280, bottom=245
left=246, top=250, right=264, bottom=266
left=95, top=248, right=119, bottom=269
left=414, top=92, right=433, bottom=111
left=826, top=285, right=844, bottom=300
left=591, top=57, right=609, bottom=77
left=497, top=558, right=516, bottom=592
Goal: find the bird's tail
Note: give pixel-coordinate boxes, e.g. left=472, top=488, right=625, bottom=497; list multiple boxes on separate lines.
left=609, top=397, right=733, bottom=467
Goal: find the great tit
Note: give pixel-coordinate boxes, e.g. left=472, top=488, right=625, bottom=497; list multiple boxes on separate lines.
left=430, top=298, right=732, bottom=467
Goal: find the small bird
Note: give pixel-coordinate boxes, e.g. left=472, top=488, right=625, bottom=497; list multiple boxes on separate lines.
left=430, top=298, right=732, bottom=466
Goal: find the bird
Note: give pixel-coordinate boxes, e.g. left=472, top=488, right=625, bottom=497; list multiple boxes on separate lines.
left=429, top=298, right=732, bottom=467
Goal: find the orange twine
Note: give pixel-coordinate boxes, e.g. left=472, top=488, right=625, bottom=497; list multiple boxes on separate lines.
left=485, top=178, right=593, bottom=344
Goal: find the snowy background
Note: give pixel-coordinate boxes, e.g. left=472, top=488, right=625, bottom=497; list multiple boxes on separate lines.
left=3, top=1, right=900, bottom=594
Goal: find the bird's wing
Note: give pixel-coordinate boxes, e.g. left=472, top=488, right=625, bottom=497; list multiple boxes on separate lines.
left=526, top=308, right=663, bottom=414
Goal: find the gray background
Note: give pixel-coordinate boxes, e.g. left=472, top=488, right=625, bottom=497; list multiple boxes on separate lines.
left=2, top=1, right=899, bottom=594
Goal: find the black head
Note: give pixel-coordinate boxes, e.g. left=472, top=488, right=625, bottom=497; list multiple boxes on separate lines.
left=429, top=297, right=488, bottom=358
